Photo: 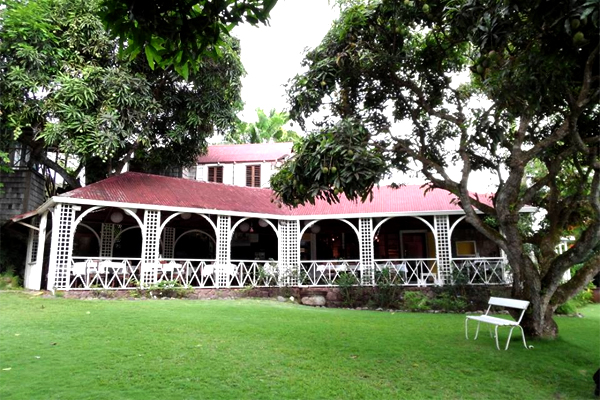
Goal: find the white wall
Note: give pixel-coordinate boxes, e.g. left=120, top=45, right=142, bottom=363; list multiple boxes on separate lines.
left=196, top=161, right=276, bottom=188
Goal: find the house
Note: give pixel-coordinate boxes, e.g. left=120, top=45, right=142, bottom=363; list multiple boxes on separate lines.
left=12, top=145, right=531, bottom=292
left=193, top=142, right=293, bottom=187
left=0, top=143, right=47, bottom=225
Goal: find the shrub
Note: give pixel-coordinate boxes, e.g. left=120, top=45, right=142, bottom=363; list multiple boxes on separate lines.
left=372, top=268, right=402, bottom=309
left=337, top=272, right=361, bottom=307
left=556, top=282, right=595, bottom=315
left=0, top=272, right=22, bottom=290
left=144, top=280, right=193, bottom=299
left=429, top=292, right=467, bottom=312
left=402, top=291, right=430, bottom=312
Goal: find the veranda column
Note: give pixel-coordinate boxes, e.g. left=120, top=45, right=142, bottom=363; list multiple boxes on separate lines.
left=359, top=218, right=374, bottom=286
left=23, top=218, right=39, bottom=290
left=215, top=215, right=231, bottom=287
left=100, top=223, right=118, bottom=258
left=162, top=227, right=176, bottom=259
left=434, top=215, right=451, bottom=284
left=47, top=204, right=79, bottom=290
left=278, top=220, right=299, bottom=286
left=26, top=211, right=49, bottom=290
left=141, top=210, right=161, bottom=287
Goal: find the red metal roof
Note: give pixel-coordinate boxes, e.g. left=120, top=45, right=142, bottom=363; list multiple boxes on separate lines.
left=197, top=142, right=293, bottom=164
left=57, top=172, right=487, bottom=216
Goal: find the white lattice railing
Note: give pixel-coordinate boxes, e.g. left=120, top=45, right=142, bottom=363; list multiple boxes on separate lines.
left=450, top=257, right=511, bottom=285
left=154, top=259, right=278, bottom=288
left=297, top=260, right=361, bottom=286
left=374, top=258, right=440, bottom=286
left=66, top=256, right=510, bottom=290
left=69, top=257, right=143, bottom=289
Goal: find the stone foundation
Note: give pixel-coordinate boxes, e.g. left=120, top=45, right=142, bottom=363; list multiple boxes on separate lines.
left=59, top=285, right=511, bottom=311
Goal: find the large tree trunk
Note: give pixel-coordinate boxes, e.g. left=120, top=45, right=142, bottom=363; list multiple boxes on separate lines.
left=517, top=291, right=559, bottom=339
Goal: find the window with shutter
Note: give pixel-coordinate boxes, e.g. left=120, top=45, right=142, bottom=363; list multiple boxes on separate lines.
left=208, top=166, right=223, bottom=183
left=246, top=165, right=261, bottom=187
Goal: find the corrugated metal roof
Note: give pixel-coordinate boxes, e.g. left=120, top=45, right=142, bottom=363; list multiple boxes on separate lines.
left=57, top=172, right=485, bottom=217
left=197, top=142, right=293, bottom=164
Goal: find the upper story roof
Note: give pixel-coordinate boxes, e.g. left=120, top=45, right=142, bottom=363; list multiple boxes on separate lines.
left=51, top=172, right=493, bottom=218
left=196, top=142, right=294, bottom=164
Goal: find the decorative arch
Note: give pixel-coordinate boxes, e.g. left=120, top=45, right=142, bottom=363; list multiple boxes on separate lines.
left=448, top=215, right=467, bottom=238
left=229, top=217, right=280, bottom=243
left=174, top=229, right=216, bottom=248
left=159, top=212, right=217, bottom=236
left=371, top=216, right=437, bottom=241
left=77, top=223, right=101, bottom=248
left=113, top=226, right=141, bottom=243
left=298, top=218, right=360, bottom=247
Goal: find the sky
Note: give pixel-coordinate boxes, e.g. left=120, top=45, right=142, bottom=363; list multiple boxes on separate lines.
left=230, top=1, right=497, bottom=193
left=231, top=0, right=339, bottom=123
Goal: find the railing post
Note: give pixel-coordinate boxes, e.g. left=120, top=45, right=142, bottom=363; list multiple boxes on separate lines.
left=216, top=215, right=231, bottom=287
left=141, top=210, right=161, bottom=287
left=278, top=220, right=299, bottom=286
left=359, top=218, right=374, bottom=286
left=434, top=215, right=451, bottom=285
left=24, top=217, right=40, bottom=290
left=162, top=227, right=176, bottom=259
left=47, top=204, right=79, bottom=290
left=100, top=223, right=118, bottom=258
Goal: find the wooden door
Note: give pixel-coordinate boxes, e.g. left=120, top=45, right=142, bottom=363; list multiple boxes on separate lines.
left=401, top=232, right=427, bottom=258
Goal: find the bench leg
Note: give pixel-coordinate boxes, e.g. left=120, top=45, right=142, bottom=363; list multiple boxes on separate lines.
left=519, top=326, right=529, bottom=349
left=465, top=318, right=469, bottom=340
left=474, top=322, right=481, bottom=340
left=494, top=325, right=500, bottom=350
left=505, top=327, right=515, bottom=350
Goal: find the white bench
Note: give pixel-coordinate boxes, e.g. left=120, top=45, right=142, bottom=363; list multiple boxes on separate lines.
left=465, top=296, right=530, bottom=350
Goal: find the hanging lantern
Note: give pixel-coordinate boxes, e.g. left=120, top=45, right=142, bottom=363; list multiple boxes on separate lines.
left=239, top=222, right=250, bottom=232
left=310, top=224, right=321, bottom=234
left=110, top=211, right=124, bottom=223
left=181, top=213, right=191, bottom=220
left=258, top=219, right=269, bottom=228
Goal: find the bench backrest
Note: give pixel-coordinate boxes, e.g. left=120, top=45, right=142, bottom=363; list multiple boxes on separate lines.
left=489, top=297, right=530, bottom=310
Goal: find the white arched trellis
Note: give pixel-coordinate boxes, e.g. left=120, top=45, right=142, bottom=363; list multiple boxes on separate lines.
left=297, top=218, right=360, bottom=247
left=77, top=223, right=101, bottom=248
left=113, top=226, right=141, bottom=243
left=371, top=216, right=437, bottom=242
left=174, top=229, right=216, bottom=248
left=71, top=206, right=144, bottom=258
left=159, top=212, right=217, bottom=237
left=228, top=217, right=280, bottom=243
left=448, top=215, right=467, bottom=238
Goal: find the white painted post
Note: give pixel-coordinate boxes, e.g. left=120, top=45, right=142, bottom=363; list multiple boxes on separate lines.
left=47, top=204, right=78, bottom=290
left=216, top=215, right=231, bottom=287
left=162, top=227, right=176, bottom=259
left=100, top=223, right=117, bottom=258
left=434, top=215, right=451, bottom=285
left=23, top=219, right=39, bottom=290
left=278, top=220, right=299, bottom=286
left=26, top=211, right=49, bottom=290
left=359, top=218, right=374, bottom=286
left=141, top=210, right=160, bottom=287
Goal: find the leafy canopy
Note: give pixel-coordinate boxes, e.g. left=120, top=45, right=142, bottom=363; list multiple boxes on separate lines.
left=272, top=0, right=599, bottom=338
left=100, top=0, right=278, bottom=78
left=0, top=0, right=244, bottom=188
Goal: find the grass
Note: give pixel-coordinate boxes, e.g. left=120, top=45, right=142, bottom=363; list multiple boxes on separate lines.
left=0, top=292, right=598, bottom=400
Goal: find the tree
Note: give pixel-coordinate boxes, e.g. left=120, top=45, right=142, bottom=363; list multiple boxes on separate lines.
left=0, top=0, right=244, bottom=189
left=99, top=0, right=278, bottom=77
left=225, top=108, right=300, bottom=144
left=271, top=0, right=599, bottom=338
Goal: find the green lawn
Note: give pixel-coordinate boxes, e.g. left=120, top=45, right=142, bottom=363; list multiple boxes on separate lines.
left=0, top=292, right=598, bottom=400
